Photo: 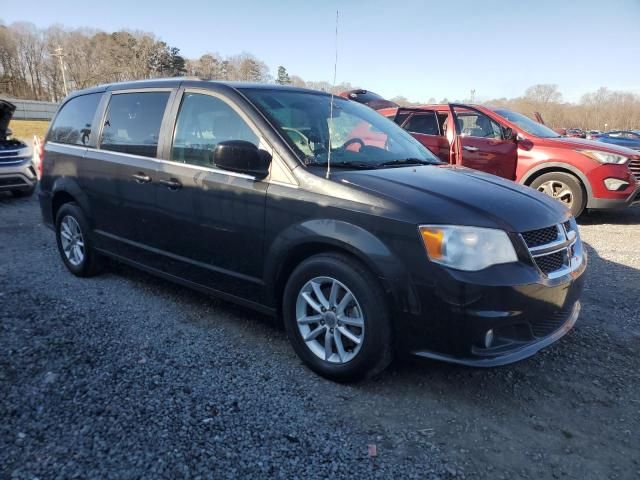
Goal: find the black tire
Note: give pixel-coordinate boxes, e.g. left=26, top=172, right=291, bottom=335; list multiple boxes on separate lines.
left=55, top=202, right=103, bottom=277
left=530, top=171, right=586, bottom=217
left=11, top=185, right=36, bottom=198
left=282, top=253, right=393, bottom=382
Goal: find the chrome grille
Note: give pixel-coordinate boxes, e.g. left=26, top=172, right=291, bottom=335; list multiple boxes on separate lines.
left=521, top=221, right=580, bottom=278
left=535, top=250, right=565, bottom=274
left=629, top=158, right=640, bottom=178
left=521, top=226, right=559, bottom=248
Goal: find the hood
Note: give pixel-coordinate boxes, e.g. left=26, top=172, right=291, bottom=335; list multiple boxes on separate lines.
left=333, top=165, right=569, bottom=232
left=0, top=100, right=16, bottom=141
left=545, top=136, right=640, bottom=157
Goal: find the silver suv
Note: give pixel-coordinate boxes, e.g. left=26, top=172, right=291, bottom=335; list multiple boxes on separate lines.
left=0, top=100, right=37, bottom=197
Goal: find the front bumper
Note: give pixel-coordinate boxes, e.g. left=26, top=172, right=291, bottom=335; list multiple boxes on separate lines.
left=587, top=185, right=640, bottom=210
left=400, top=252, right=587, bottom=367
left=0, top=158, right=37, bottom=192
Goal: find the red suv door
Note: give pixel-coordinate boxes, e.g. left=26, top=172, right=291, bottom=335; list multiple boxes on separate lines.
left=449, top=104, right=518, bottom=180
left=397, top=109, right=450, bottom=163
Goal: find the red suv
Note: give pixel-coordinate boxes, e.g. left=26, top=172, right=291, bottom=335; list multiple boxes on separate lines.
left=375, top=104, right=640, bottom=216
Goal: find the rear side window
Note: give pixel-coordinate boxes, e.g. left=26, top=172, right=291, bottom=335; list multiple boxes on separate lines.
left=100, top=92, right=170, bottom=158
left=393, top=112, right=410, bottom=127
left=404, top=112, right=440, bottom=136
left=49, top=93, right=101, bottom=146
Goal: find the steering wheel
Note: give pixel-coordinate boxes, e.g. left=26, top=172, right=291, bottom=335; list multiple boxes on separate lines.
left=340, top=137, right=366, bottom=151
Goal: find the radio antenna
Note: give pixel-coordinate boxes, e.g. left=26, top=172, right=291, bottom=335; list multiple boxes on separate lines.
left=326, top=10, right=339, bottom=179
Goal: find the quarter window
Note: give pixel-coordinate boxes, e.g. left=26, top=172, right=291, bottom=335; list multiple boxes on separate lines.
left=48, top=93, right=102, bottom=146
left=100, top=91, right=170, bottom=158
left=172, top=93, right=258, bottom=166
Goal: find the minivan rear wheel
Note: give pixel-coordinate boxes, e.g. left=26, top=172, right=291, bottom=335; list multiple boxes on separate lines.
left=530, top=172, right=586, bottom=217
left=55, top=203, right=103, bottom=277
left=283, top=253, right=393, bottom=382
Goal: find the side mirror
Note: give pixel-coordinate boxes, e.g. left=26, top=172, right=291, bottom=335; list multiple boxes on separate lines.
left=213, top=140, right=271, bottom=179
left=503, top=127, right=517, bottom=141
left=5, top=127, right=12, bottom=138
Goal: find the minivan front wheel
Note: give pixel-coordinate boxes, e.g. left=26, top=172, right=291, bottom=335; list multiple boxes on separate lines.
left=55, top=203, right=103, bottom=277
left=283, top=253, right=393, bottom=382
left=530, top=172, right=586, bottom=217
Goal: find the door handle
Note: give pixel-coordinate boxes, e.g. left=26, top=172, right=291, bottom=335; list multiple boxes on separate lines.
left=463, top=146, right=479, bottom=152
left=159, top=178, right=182, bottom=190
left=132, top=173, right=151, bottom=183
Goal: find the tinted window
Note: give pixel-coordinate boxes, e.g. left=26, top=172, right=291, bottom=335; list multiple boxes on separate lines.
left=393, top=112, right=410, bottom=127
left=404, top=112, right=440, bottom=136
left=172, top=93, right=258, bottom=166
left=49, top=93, right=101, bottom=146
left=100, top=92, right=170, bottom=158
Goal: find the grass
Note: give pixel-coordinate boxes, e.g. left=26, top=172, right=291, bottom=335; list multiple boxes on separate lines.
left=9, top=120, right=49, bottom=142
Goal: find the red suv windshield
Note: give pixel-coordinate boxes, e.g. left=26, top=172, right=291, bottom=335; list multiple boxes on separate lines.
left=493, top=108, right=561, bottom=138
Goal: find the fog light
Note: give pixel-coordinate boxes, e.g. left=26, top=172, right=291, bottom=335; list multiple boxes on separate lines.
left=484, top=329, right=494, bottom=348
left=604, top=178, right=629, bottom=191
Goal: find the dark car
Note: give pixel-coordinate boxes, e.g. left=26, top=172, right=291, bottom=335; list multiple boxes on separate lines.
left=0, top=100, right=38, bottom=197
left=39, top=79, right=586, bottom=381
left=565, top=128, right=586, bottom=139
left=591, top=130, right=640, bottom=151
left=338, top=89, right=398, bottom=110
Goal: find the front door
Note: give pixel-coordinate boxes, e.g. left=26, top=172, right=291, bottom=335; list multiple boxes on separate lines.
left=150, top=90, right=268, bottom=302
left=449, top=104, right=518, bottom=180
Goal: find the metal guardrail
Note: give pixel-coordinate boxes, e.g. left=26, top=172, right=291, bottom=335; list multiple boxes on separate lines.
left=2, top=98, right=59, bottom=121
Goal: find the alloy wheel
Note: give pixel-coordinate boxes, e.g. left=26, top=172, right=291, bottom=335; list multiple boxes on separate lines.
left=295, top=276, right=365, bottom=364
left=537, top=180, right=574, bottom=208
left=60, top=215, right=85, bottom=266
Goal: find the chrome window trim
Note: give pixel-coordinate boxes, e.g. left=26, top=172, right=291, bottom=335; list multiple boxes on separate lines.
left=47, top=142, right=257, bottom=181
left=46, top=142, right=88, bottom=152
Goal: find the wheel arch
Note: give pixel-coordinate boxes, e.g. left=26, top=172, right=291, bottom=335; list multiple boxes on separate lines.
left=51, top=177, right=93, bottom=224
left=519, top=162, right=593, bottom=200
left=264, top=219, right=416, bottom=320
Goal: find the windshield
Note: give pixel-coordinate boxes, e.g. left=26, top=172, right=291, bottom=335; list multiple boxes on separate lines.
left=242, top=89, right=440, bottom=168
left=493, top=108, right=561, bottom=138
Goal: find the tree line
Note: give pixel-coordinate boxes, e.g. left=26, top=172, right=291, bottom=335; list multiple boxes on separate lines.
left=1, top=22, right=638, bottom=130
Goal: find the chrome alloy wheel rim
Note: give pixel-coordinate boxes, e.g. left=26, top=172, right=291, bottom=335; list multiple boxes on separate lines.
left=60, top=215, right=85, bottom=266
left=537, top=180, right=574, bottom=208
left=295, top=276, right=365, bottom=364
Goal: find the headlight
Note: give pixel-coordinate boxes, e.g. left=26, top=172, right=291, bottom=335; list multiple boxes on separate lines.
left=577, top=149, right=628, bottom=165
left=419, top=225, right=518, bottom=271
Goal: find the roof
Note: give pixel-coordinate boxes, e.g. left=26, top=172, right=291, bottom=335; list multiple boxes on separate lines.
left=66, top=78, right=330, bottom=100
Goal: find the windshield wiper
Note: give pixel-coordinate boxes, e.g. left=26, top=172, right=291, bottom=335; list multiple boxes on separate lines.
left=376, top=158, right=438, bottom=168
left=308, top=160, right=376, bottom=170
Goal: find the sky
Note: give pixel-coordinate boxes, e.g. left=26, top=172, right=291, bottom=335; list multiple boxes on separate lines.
left=3, top=0, right=640, bottom=103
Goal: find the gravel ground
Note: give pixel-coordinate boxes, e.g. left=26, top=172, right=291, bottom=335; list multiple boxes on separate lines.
left=1, top=194, right=639, bottom=479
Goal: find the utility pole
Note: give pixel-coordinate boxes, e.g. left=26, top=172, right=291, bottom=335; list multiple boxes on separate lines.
left=51, top=46, right=68, bottom=97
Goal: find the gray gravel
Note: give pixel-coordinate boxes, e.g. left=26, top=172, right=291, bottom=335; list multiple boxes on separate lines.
left=1, top=194, right=639, bottom=479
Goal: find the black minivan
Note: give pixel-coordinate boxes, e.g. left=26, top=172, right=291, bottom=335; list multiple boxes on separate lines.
left=39, top=79, right=586, bottom=381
